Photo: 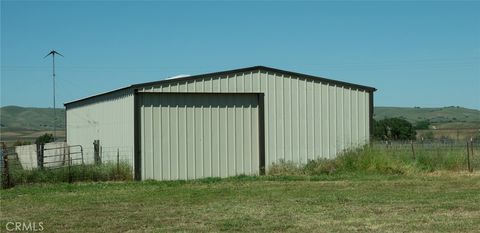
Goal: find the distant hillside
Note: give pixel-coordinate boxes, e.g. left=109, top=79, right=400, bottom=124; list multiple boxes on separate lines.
left=374, top=106, right=480, bottom=129
left=0, top=106, right=65, bottom=131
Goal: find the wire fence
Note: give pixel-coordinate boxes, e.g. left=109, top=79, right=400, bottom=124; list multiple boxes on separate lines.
left=1, top=143, right=134, bottom=188
left=370, top=139, right=479, bottom=172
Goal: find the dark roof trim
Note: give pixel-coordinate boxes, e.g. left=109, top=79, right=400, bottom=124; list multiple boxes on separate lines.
left=64, top=86, right=133, bottom=107
left=132, top=66, right=376, bottom=92
left=65, top=65, right=376, bottom=106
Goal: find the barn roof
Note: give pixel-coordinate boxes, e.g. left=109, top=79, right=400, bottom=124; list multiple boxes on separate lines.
left=65, top=65, right=376, bottom=106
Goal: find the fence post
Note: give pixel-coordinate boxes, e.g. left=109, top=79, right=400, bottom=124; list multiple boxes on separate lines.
left=36, top=143, right=44, bottom=169
left=1, top=142, right=11, bottom=189
left=411, top=140, right=416, bottom=160
left=117, top=148, right=120, bottom=178
left=68, top=156, right=73, bottom=183
left=93, top=140, right=101, bottom=165
left=466, top=142, right=472, bottom=173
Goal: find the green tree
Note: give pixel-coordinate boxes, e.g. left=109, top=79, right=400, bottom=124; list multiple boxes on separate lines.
left=35, top=133, right=54, bottom=145
left=373, top=118, right=416, bottom=140
left=414, top=120, right=430, bottom=130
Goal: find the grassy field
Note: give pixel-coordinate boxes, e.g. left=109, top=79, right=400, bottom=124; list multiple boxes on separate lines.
left=1, top=174, right=479, bottom=232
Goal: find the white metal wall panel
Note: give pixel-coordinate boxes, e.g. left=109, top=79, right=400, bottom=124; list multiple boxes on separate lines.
left=66, top=89, right=134, bottom=165
left=137, top=70, right=371, bottom=171
left=139, top=93, right=259, bottom=180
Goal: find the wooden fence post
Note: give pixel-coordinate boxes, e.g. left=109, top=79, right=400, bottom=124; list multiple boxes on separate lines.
left=68, top=156, right=72, bottom=183
left=36, top=143, right=44, bottom=169
left=93, top=140, right=101, bottom=165
left=117, top=148, right=120, bottom=178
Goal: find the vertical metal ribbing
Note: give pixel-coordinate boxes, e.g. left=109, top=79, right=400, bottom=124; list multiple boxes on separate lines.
left=273, top=73, right=277, bottom=163
left=295, top=77, right=300, bottom=163
left=241, top=102, right=245, bottom=174
left=326, top=84, right=330, bottom=158
left=209, top=100, right=213, bottom=177
left=312, top=80, right=315, bottom=159
left=209, top=79, right=214, bottom=177
left=232, top=96, right=236, bottom=175
left=289, top=77, right=293, bottom=162
left=184, top=96, right=187, bottom=179
left=352, top=90, right=360, bottom=146
left=356, top=91, right=360, bottom=145
left=349, top=88, right=353, bottom=147
left=150, top=101, right=154, bottom=179
left=332, top=86, right=337, bottom=157
left=218, top=103, right=221, bottom=177
left=159, top=98, right=163, bottom=180
left=174, top=100, right=178, bottom=180
left=225, top=95, right=229, bottom=177
left=250, top=103, right=254, bottom=173
left=192, top=84, right=196, bottom=179
left=319, top=83, right=324, bottom=158
left=305, top=80, right=308, bottom=162
left=340, top=87, right=345, bottom=153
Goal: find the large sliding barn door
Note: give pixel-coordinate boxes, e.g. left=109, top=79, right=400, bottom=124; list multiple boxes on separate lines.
left=139, top=93, right=260, bottom=180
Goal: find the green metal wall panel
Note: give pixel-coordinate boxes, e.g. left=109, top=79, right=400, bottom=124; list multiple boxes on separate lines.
left=139, top=93, right=259, bottom=180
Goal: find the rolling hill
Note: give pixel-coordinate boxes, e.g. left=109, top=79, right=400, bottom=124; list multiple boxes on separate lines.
left=374, top=106, right=480, bottom=129
left=0, top=106, right=65, bottom=143
left=0, top=106, right=65, bottom=131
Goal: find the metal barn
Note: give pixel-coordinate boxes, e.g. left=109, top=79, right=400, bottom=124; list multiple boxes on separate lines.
left=65, top=66, right=376, bottom=180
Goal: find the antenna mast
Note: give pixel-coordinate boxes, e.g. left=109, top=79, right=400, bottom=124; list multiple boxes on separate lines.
left=44, top=50, right=64, bottom=141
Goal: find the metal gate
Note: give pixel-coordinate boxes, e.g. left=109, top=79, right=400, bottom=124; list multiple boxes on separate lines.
left=41, top=145, right=84, bottom=169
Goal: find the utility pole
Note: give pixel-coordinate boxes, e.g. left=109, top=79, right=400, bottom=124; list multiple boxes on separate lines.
left=44, top=50, right=64, bottom=141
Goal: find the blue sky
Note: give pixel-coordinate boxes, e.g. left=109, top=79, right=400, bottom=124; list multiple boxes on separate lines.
left=1, top=1, right=479, bottom=109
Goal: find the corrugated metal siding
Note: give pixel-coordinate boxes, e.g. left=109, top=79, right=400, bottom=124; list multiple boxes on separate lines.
left=66, top=89, right=134, bottom=164
left=138, top=70, right=371, bottom=171
left=139, top=93, right=259, bottom=180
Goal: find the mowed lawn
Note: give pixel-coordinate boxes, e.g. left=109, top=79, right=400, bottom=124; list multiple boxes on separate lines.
left=1, top=174, right=479, bottom=232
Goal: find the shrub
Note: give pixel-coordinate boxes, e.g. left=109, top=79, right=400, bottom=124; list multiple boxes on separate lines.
left=35, top=133, right=54, bottom=144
